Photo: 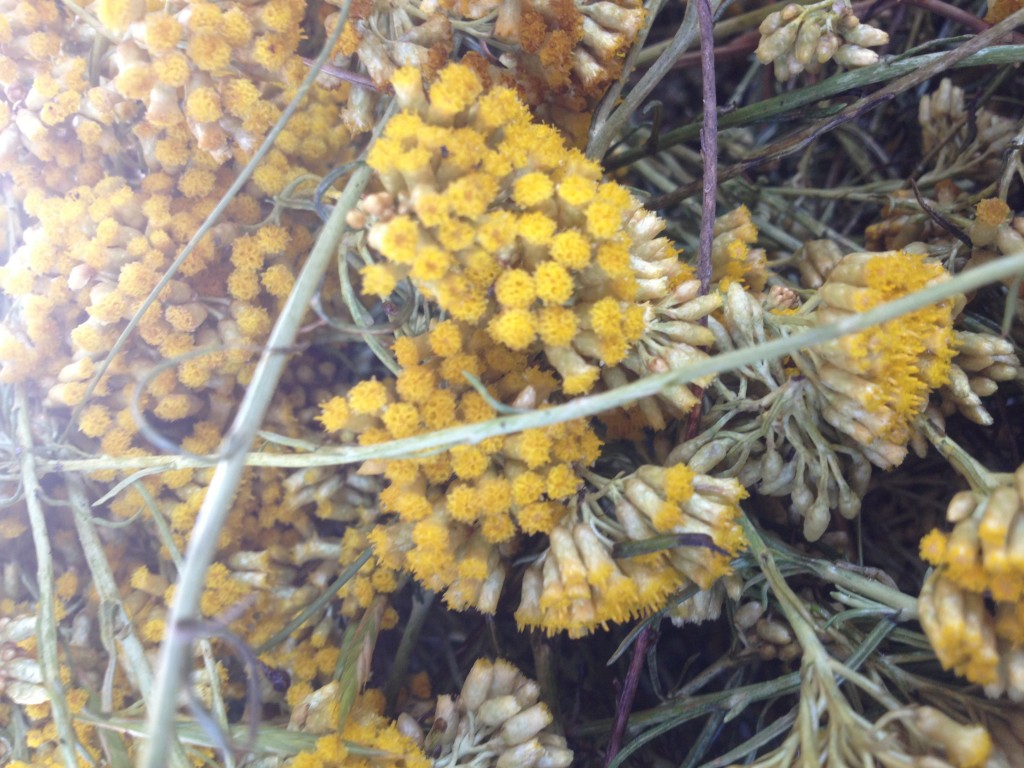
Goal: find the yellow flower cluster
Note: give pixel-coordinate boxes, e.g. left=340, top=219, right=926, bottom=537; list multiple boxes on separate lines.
left=319, top=319, right=603, bottom=614
left=710, top=205, right=768, bottom=291
left=289, top=690, right=430, bottom=768
left=919, top=465, right=1024, bottom=698
left=809, top=250, right=961, bottom=469
left=326, top=0, right=645, bottom=142
left=359, top=63, right=704, bottom=400
left=516, top=463, right=747, bottom=637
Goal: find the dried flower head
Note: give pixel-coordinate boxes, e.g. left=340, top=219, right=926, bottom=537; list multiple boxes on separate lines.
left=515, top=462, right=748, bottom=637
left=360, top=63, right=707, bottom=402
left=805, top=249, right=961, bottom=470
left=919, top=464, right=1024, bottom=699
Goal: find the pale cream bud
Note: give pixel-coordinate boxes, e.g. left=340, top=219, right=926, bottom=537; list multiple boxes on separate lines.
left=910, top=706, right=993, bottom=767
left=500, top=703, right=553, bottom=745
left=795, top=19, right=822, bottom=65
left=841, top=23, right=889, bottom=47
left=461, top=659, right=494, bottom=711
left=803, top=495, right=831, bottom=541
left=478, top=695, right=523, bottom=727
left=733, top=601, right=765, bottom=630
left=396, top=713, right=424, bottom=745
left=755, top=618, right=793, bottom=646
left=834, top=44, right=880, bottom=67
left=537, top=747, right=574, bottom=768
left=495, top=739, right=544, bottom=768
left=756, top=22, right=800, bottom=65
left=490, top=660, right=522, bottom=698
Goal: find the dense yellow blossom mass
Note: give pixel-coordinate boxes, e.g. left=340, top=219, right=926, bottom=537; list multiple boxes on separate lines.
left=806, top=250, right=960, bottom=469
left=0, top=0, right=1019, bottom=765
left=358, top=62, right=697, bottom=397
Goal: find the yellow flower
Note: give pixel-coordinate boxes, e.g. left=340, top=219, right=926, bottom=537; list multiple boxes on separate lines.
left=808, top=250, right=960, bottom=469
left=348, top=378, right=390, bottom=415
left=317, top=397, right=350, bottom=432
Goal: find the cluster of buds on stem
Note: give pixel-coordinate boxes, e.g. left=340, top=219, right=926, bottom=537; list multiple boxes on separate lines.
left=417, top=658, right=572, bottom=768
left=940, top=329, right=1022, bottom=426
left=756, top=0, right=889, bottom=81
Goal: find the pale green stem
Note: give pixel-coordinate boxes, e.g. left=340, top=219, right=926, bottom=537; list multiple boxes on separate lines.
left=138, top=158, right=376, bottom=767
left=588, top=0, right=671, bottom=149
left=137, top=13, right=371, bottom=765
left=14, top=386, right=79, bottom=768
left=42, top=249, right=1024, bottom=477
left=739, top=514, right=820, bottom=652
left=588, top=0, right=726, bottom=159
left=916, top=416, right=1009, bottom=494
left=804, top=559, right=918, bottom=618
left=64, top=476, right=191, bottom=768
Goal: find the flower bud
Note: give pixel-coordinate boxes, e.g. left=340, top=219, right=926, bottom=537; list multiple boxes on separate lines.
left=755, top=618, right=793, bottom=645
left=841, top=23, right=889, bottom=47
left=500, top=703, right=553, bottom=745
left=795, top=19, right=822, bottom=65
left=733, top=600, right=765, bottom=630
left=537, top=747, right=574, bottom=768
left=803, top=495, right=831, bottom=541
left=759, top=10, right=784, bottom=35
left=478, top=694, right=523, bottom=726
left=756, top=22, right=800, bottom=65
left=496, top=739, right=544, bottom=768
left=396, top=713, right=424, bottom=745
left=910, top=706, right=993, bottom=768
left=834, top=44, right=879, bottom=68
left=461, top=659, right=494, bottom=711
left=815, top=32, right=840, bottom=63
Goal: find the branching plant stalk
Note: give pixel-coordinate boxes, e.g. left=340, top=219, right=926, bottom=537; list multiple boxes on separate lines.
left=916, top=416, right=1011, bottom=493
left=64, top=476, right=190, bottom=768
left=43, top=249, right=1024, bottom=478
left=643, top=10, right=1024, bottom=206
left=588, top=0, right=725, bottom=159
left=138, top=71, right=384, bottom=768
left=14, top=385, right=79, bottom=768
left=607, top=44, right=1024, bottom=171
left=697, top=0, right=718, bottom=293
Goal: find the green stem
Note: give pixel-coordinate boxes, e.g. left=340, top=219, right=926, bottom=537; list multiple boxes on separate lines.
left=14, top=386, right=79, bottom=768
left=383, top=590, right=435, bottom=713
left=916, top=417, right=1006, bottom=493
left=606, top=44, right=1024, bottom=170
left=137, top=7, right=373, bottom=763
left=42, top=249, right=1024, bottom=476
left=64, top=477, right=190, bottom=768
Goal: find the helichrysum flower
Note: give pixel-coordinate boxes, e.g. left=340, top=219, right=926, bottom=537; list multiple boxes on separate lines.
left=919, top=464, right=1024, bottom=700
left=711, top=205, right=768, bottom=292
left=804, top=249, right=961, bottom=470
left=360, top=63, right=709, bottom=403
left=289, top=688, right=431, bottom=767
left=326, top=0, right=643, bottom=143
left=515, top=462, right=748, bottom=637
left=320, top=320, right=603, bottom=616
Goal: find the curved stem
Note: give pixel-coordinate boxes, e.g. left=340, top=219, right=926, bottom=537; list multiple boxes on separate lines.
left=42, top=248, right=1024, bottom=479
left=137, top=6, right=377, bottom=762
